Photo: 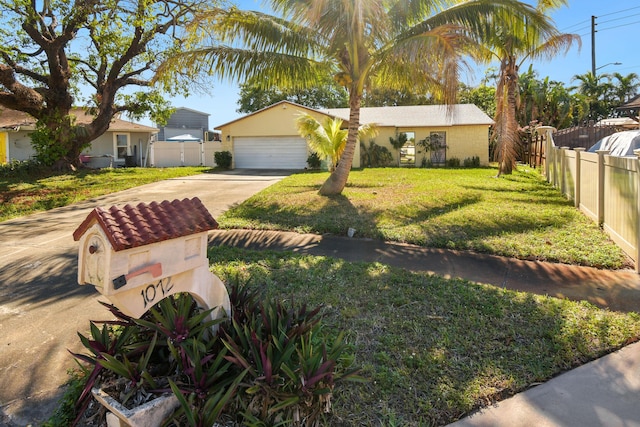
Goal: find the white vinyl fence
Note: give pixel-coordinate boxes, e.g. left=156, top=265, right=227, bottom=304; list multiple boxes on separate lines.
left=148, top=141, right=223, bottom=167
left=541, top=126, right=640, bottom=272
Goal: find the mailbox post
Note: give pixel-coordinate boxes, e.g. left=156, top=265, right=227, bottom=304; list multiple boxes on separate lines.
left=73, top=197, right=230, bottom=322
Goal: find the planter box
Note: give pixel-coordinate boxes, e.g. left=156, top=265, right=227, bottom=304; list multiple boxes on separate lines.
left=92, top=387, right=180, bottom=427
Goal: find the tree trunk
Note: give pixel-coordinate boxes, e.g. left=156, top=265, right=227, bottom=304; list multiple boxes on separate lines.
left=494, top=58, right=519, bottom=176
left=319, top=92, right=361, bottom=196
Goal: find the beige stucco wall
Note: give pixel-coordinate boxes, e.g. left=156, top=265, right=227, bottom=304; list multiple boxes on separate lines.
left=218, top=103, right=490, bottom=169
left=218, top=103, right=361, bottom=169
left=370, top=125, right=490, bottom=166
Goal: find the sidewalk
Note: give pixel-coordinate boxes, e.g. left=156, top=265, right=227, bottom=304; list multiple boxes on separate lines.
left=209, top=229, right=640, bottom=426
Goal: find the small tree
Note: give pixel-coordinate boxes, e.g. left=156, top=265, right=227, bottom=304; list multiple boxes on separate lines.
left=296, top=113, right=376, bottom=172
left=389, top=133, right=408, bottom=167
left=418, top=133, right=447, bottom=166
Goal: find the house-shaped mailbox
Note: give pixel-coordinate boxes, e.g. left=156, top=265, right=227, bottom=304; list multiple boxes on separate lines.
left=73, top=197, right=230, bottom=320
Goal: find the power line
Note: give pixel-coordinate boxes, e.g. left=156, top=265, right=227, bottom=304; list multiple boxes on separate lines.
left=597, top=19, right=640, bottom=33
left=597, top=12, right=640, bottom=26
left=561, top=19, right=590, bottom=32
left=567, top=24, right=591, bottom=34
left=598, top=5, right=640, bottom=18
left=562, top=5, right=640, bottom=33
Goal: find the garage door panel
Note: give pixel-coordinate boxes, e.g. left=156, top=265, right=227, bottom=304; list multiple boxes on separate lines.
left=234, top=137, right=307, bottom=169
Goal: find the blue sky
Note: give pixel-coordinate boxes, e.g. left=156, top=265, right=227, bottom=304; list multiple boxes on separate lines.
left=154, top=0, right=640, bottom=129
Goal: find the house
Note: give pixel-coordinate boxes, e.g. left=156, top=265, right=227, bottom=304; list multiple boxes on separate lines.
left=151, top=107, right=223, bottom=167
left=613, top=94, right=640, bottom=129
left=157, top=107, right=219, bottom=142
left=0, top=107, right=158, bottom=168
left=215, top=101, right=493, bottom=169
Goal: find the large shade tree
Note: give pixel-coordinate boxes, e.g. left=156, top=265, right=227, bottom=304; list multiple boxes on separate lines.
left=480, top=0, right=580, bottom=176
left=0, top=0, right=212, bottom=167
left=161, top=0, right=551, bottom=195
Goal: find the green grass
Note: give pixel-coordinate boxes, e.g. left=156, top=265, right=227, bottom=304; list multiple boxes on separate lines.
left=209, top=246, right=640, bottom=426
left=219, top=167, right=629, bottom=269
left=0, top=166, right=211, bottom=222
left=32, top=165, right=639, bottom=425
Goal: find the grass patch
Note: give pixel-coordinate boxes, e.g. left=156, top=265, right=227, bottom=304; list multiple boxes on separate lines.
left=0, top=166, right=211, bottom=222
left=219, top=167, right=628, bottom=269
left=208, top=245, right=640, bottom=426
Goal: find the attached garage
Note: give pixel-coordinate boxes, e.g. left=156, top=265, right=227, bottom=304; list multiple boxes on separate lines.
left=215, top=101, right=359, bottom=170
left=234, top=136, right=308, bottom=169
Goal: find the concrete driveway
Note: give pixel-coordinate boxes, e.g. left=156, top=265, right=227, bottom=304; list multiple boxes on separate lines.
left=0, top=169, right=290, bottom=426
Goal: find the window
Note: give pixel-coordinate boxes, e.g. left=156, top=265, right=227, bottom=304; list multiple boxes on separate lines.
left=399, top=131, right=416, bottom=166
left=114, top=133, right=130, bottom=160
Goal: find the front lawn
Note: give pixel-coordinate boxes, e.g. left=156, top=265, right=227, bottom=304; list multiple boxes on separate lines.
left=209, top=246, right=640, bottom=426
left=218, top=167, right=629, bottom=269
left=0, top=165, right=211, bottom=222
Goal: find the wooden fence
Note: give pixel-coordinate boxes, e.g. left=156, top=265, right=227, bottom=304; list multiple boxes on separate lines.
left=540, top=126, right=640, bottom=272
left=552, top=122, right=619, bottom=150
left=522, top=132, right=545, bottom=168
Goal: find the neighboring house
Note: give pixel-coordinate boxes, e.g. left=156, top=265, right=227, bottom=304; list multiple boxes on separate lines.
left=152, top=107, right=222, bottom=167
left=215, top=101, right=493, bottom=169
left=614, top=94, right=640, bottom=126
left=157, top=107, right=219, bottom=142
left=0, top=107, right=158, bottom=168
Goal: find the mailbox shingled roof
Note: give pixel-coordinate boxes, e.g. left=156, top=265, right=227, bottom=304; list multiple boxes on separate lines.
left=73, top=197, right=218, bottom=251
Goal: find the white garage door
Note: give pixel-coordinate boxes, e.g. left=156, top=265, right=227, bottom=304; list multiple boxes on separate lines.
left=234, top=136, right=308, bottom=169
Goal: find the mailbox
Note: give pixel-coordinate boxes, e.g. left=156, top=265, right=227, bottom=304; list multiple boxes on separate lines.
left=73, top=197, right=230, bottom=321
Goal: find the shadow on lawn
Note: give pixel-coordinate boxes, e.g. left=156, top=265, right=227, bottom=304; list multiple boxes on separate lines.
left=207, top=247, right=640, bottom=426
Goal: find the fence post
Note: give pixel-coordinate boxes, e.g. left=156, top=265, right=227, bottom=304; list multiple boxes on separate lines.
left=574, top=148, right=585, bottom=208
left=538, top=126, right=555, bottom=182
left=559, top=147, right=568, bottom=196
left=149, top=141, right=155, bottom=167
left=634, top=149, right=640, bottom=273
left=596, top=150, right=609, bottom=226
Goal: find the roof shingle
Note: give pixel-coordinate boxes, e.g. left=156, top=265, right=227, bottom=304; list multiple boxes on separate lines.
left=73, top=197, right=218, bottom=251
left=323, top=104, right=494, bottom=127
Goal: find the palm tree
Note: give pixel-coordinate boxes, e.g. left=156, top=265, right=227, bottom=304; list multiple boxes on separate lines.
left=161, top=0, right=553, bottom=194
left=518, top=67, right=575, bottom=129
left=481, top=0, right=580, bottom=176
left=572, top=72, right=616, bottom=121
left=296, top=113, right=376, bottom=171
left=296, top=114, right=347, bottom=172
left=612, top=72, right=640, bottom=104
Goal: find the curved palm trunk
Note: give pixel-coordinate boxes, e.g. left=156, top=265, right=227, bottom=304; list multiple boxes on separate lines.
left=319, top=93, right=361, bottom=196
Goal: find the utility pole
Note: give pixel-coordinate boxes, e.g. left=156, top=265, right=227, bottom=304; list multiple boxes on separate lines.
left=591, top=15, right=597, bottom=76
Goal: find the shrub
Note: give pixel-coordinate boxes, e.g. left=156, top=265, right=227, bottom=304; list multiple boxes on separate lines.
left=360, top=140, right=393, bottom=168
left=69, top=280, right=358, bottom=426
left=463, top=156, right=481, bottom=167
left=221, top=281, right=359, bottom=425
left=307, top=152, right=322, bottom=169
left=0, top=159, right=46, bottom=178
left=214, top=151, right=232, bottom=169
left=446, top=157, right=461, bottom=168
